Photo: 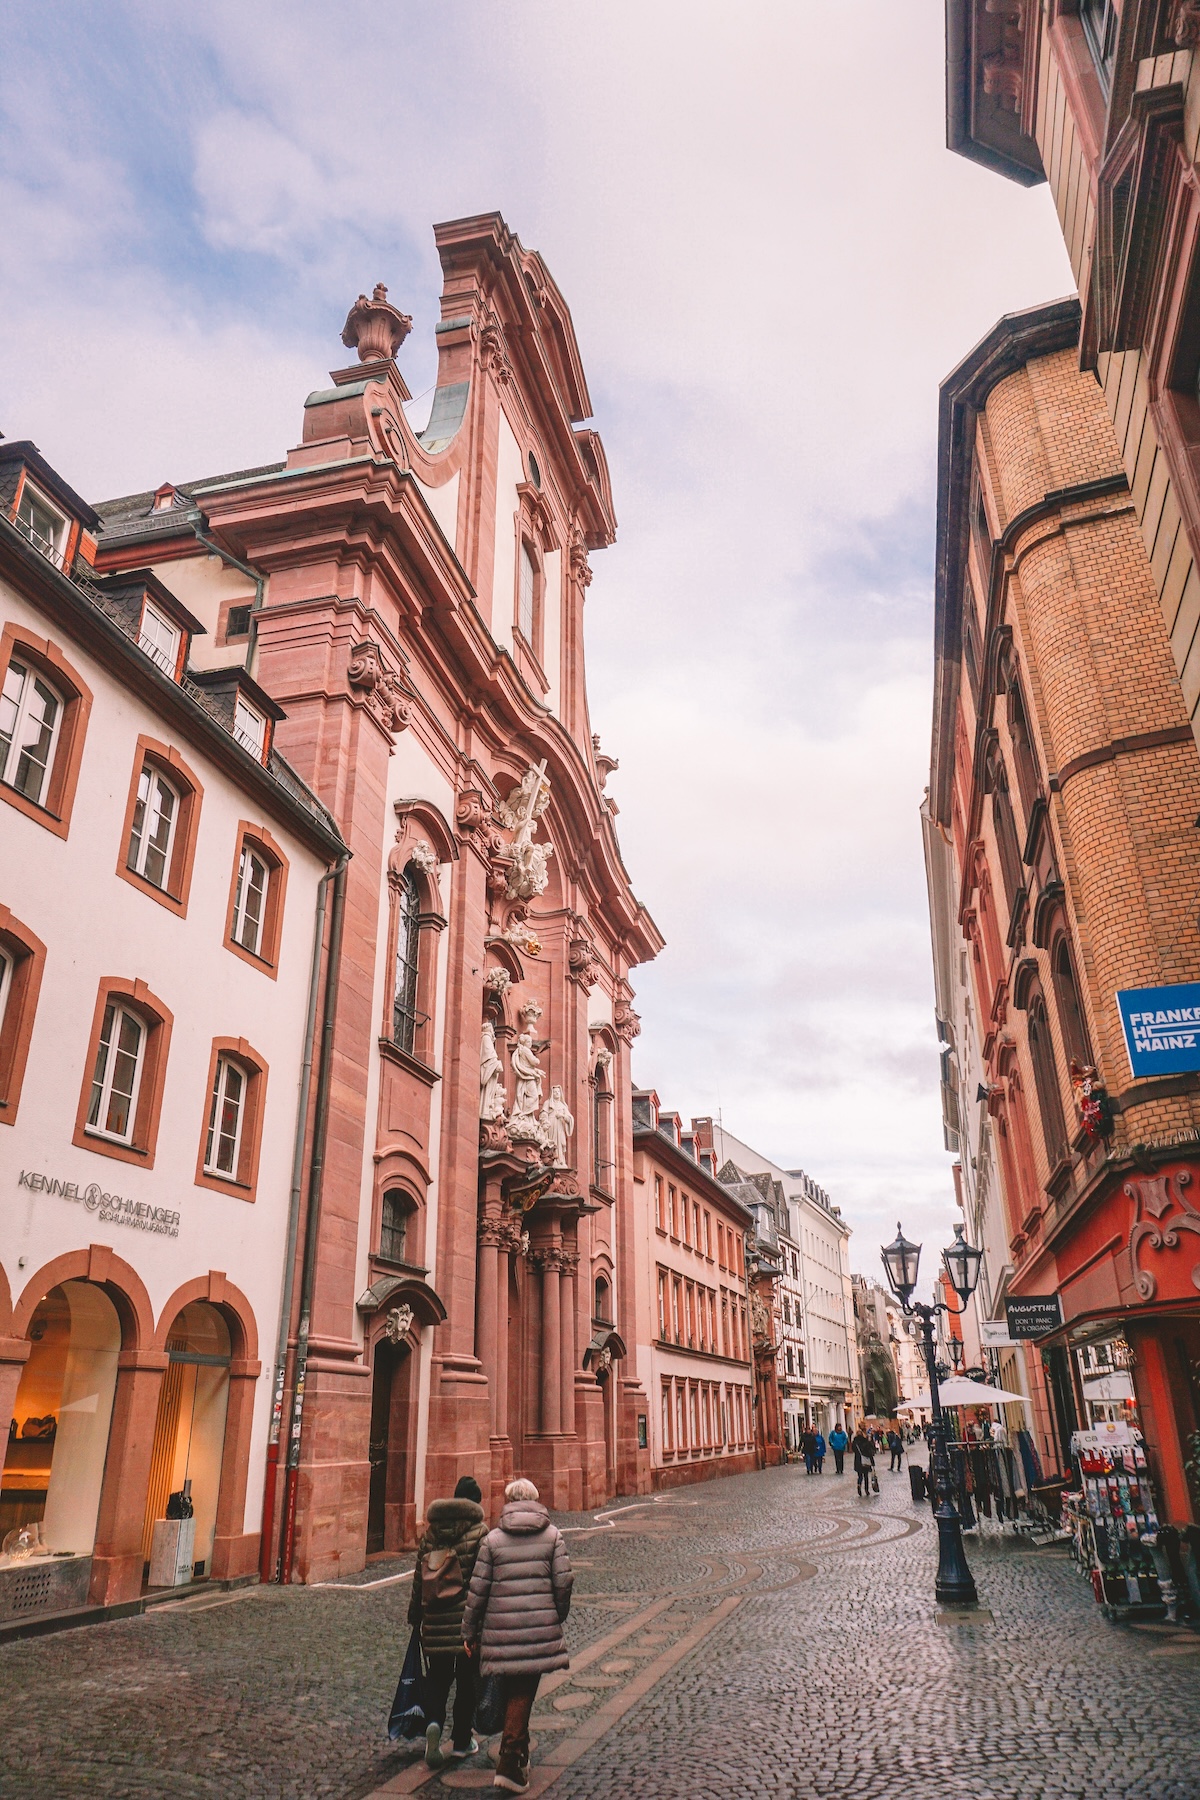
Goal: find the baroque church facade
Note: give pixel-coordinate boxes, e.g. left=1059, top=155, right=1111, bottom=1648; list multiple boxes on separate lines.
left=92, top=214, right=663, bottom=1580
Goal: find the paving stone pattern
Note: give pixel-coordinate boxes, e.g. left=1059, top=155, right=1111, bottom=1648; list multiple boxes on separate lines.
left=0, top=1462, right=1197, bottom=1799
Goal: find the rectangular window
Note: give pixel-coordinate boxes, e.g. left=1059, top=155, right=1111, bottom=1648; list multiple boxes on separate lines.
left=234, top=697, right=266, bottom=758
left=682, top=1196, right=692, bottom=1247
left=703, top=1210, right=712, bottom=1257
left=676, top=1382, right=687, bottom=1450
left=669, top=1184, right=678, bottom=1237
left=657, top=1271, right=667, bottom=1339
left=692, top=1200, right=701, bottom=1247
left=0, top=659, right=61, bottom=806
left=138, top=603, right=181, bottom=678
left=232, top=845, right=270, bottom=955
left=689, top=1384, right=699, bottom=1447
left=671, top=1278, right=682, bottom=1345
left=204, top=1055, right=245, bottom=1176
left=379, top=1190, right=409, bottom=1262
left=654, top=1174, right=664, bottom=1231
left=662, top=1381, right=672, bottom=1452
left=686, top=1282, right=696, bottom=1346
left=717, top=1222, right=726, bottom=1269
left=86, top=1002, right=145, bottom=1144
left=127, top=766, right=179, bottom=890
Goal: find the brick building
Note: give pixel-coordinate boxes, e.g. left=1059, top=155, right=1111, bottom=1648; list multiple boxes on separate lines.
left=55, top=213, right=663, bottom=1583
left=923, top=295, right=1200, bottom=1519
left=628, top=1092, right=758, bottom=1487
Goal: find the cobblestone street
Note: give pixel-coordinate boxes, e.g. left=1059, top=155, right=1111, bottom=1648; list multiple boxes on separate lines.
left=1, top=1460, right=1198, bottom=1800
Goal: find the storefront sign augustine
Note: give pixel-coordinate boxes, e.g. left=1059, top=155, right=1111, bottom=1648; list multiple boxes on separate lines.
left=16, top=1169, right=180, bottom=1238
left=1117, top=980, right=1200, bottom=1077
left=1004, top=1294, right=1063, bottom=1339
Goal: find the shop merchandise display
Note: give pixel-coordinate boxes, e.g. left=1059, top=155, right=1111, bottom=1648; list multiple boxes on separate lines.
left=1062, top=1425, right=1169, bottom=1617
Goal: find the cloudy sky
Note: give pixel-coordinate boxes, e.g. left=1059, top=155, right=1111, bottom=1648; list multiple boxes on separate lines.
left=0, top=2, right=1074, bottom=1280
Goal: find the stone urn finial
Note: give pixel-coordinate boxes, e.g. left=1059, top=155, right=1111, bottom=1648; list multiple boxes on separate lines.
left=341, top=283, right=413, bottom=364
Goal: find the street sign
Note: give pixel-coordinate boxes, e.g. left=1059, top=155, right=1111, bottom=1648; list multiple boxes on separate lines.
left=1005, top=1295, right=1063, bottom=1339
left=980, top=1318, right=1016, bottom=1348
left=1117, top=981, right=1200, bottom=1077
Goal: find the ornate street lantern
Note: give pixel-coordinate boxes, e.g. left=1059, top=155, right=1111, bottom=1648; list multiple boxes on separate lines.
left=881, top=1223, right=922, bottom=1307
left=942, top=1223, right=983, bottom=1310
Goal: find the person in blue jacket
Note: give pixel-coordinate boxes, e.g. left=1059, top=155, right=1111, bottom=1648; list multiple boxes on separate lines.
left=813, top=1430, right=826, bottom=1473
left=828, top=1424, right=849, bottom=1474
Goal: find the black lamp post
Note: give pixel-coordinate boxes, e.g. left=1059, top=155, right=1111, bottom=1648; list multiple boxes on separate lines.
left=949, top=1335, right=965, bottom=1372
left=881, top=1220, right=983, bottom=1608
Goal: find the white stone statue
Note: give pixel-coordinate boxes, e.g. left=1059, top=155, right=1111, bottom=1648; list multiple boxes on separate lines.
left=508, top=1029, right=545, bottom=1136
left=496, top=761, right=554, bottom=900
left=480, top=1018, right=506, bottom=1121
left=538, top=1084, right=574, bottom=1167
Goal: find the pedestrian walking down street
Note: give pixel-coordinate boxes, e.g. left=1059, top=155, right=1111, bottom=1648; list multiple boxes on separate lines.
left=801, top=1427, right=818, bottom=1475
left=829, top=1424, right=848, bottom=1474
left=852, top=1426, right=877, bottom=1497
left=813, top=1430, right=826, bottom=1474
left=408, top=1475, right=488, bottom=1769
left=462, top=1477, right=574, bottom=1793
left=887, top=1428, right=904, bottom=1473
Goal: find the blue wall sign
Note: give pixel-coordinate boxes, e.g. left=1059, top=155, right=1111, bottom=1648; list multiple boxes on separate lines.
left=1117, top=983, right=1200, bottom=1078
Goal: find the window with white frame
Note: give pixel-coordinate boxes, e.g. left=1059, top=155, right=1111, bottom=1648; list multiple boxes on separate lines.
left=234, top=697, right=266, bottom=758
left=232, top=843, right=270, bottom=955
left=138, top=602, right=181, bottom=677
left=0, top=658, right=62, bottom=806
left=204, top=1054, right=246, bottom=1176
left=15, top=484, right=67, bottom=565
left=86, top=1002, right=146, bottom=1143
left=518, top=541, right=536, bottom=643
left=126, top=765, right=179, bottom=889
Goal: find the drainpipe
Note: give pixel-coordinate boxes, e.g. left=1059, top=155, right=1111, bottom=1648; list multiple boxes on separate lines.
left=190, top=522, right=266, bottom=662
left=279, top=855, right=348, bottom=1583
left=259, top=852, right=347, bottom=1583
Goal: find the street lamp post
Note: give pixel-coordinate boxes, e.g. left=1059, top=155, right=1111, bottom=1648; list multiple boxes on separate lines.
left=881, top=1222, right=983, bottom=1609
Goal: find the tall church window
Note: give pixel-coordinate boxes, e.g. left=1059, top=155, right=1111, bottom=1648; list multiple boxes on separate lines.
left=392, top=868, right=421, bottom=1053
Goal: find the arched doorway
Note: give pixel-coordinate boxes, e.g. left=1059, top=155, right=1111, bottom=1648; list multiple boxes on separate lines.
left=142, top=1302, right=231, bottom=1584
left=1, top=1281, right=120, bottom=1553
left=367, top=1335, right=415, bottom=1553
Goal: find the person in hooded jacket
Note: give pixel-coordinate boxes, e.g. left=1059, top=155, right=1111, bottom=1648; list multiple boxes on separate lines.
left=408, top=1474, right=487, bottom=1768
left=462, top=1477, right=573, bottom=1794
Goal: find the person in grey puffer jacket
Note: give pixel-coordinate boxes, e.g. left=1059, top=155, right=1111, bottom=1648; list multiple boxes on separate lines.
left=461, top=1477, right=573, bottom=1794
left=408, top=1475, right=487, bottom=1768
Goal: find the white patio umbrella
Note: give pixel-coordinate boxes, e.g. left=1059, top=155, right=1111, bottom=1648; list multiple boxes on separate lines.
left=906, top=1375, right=1029, bottom=1413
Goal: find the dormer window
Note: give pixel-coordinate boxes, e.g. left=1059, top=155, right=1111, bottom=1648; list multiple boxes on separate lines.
left=138, top=602, right=181, bottom=678
left=234, top=698, right=266, bottom=759
left=15, top=483, right=68, bottom=567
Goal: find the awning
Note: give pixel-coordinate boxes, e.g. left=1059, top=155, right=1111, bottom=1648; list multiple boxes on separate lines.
left=906, top=1375, right=1029, bottom=1412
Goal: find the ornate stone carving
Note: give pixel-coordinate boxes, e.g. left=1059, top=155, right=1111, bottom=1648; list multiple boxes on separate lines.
left=614, top=1000, right=641, bottom=1045
left=456, top=789, right=489, bottom=836
left=494, top=763, right=554, bottom=901
left=384, top=1303, right=414, bottom=1344
left=1175, top=1, right=1200, bottom=46
left=502, top=912, right=542, bottom=957
left=481, top=1018, right=507, bottom=1121
left=1124, top=1169, right=1200, bottom=1300
left=478, top=1216, right=508, bottom=1249
left=538, top=1084, right=574, bottom=1167
left=568, top=934, right=600, bottom=989
left=591, top=734, right=618, bottom=791
left=479, top=318, right=512, bottom=385
left=341, top=283, right=413, bottom=363
left=408, top=838, right=439, bottom=876
left=480, top=1117, right=513, bottom=1154
left=569, top=528, right=593, bottom=590
left=484, top=967, right=511, bottom=997
left=751, top=1290, right=771, bottom=1344
left=593, top=1046, right=614, bottom=1073
left=348, top=640, right=411, bottom=734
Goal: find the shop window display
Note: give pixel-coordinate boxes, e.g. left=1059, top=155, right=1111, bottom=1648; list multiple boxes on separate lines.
left=141, top=1303, right=231, bottom=1584
left=0, top=1282, right=120, bottom=1557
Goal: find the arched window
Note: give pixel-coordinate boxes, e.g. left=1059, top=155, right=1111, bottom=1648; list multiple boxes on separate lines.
left=592, top=1056, right=614, bottom=1194
left=1027, top=995, right=1069, bottom=1169
left=392, top=868, right=421, bottom=1054
left=518, top=541, right=538, bottom=645
left=379, top=1189, right=411, bottom=1264
left=991, top=772, right=1024, bottom=913
left=1052, top=936, right=1092, bottom=1068
left=594, top=1275, right=611, bottom=1325
left=1008, top=680, right=1041, bottom=822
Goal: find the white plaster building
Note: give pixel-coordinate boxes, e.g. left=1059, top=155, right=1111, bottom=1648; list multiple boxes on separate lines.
left=0, top=440, right=344, bottom=1626
left=692, top=1122, right=855, bottom=1437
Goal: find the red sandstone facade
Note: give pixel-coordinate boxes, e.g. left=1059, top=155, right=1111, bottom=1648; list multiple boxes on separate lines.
left=92, top=216, right=662, bottom=1578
